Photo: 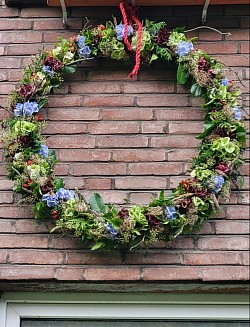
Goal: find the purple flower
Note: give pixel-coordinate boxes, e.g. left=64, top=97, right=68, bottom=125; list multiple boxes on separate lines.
left=115, top=23, right=133, bottom=41
left=221, top=78, right=230, bottom=86
left=14, top=101, right=39, bottom=117
left=42, top=193, right=59, bottom=208
left=176, top=41, right=194, bottom=57
left=232, top=106, right=242, bottom=120
left=106, top=223, right=119, bottom=239
left=78, top=45, right=91, bottom=58
left=38, top=144, right=49, bottom=158
left=211, top=174, right=224, bottom=193
left=42, top=65, right=55, bottom=76
left=77, top=35, right=86, bottom=48
left=163, top=206, right=179, bottom=220
left=56, top=188, right=75, bottom=200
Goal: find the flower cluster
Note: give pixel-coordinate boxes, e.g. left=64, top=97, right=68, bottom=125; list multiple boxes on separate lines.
left=0, top=17, right=246, bottom=251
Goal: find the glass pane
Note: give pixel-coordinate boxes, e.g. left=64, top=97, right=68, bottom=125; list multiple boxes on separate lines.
left=21, top=320, right=250, bottom=327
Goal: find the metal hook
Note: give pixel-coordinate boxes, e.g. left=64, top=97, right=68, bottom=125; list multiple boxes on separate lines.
left=202, top=0, right=211, bottom=24
left=60, top=0, right=69, bottom=29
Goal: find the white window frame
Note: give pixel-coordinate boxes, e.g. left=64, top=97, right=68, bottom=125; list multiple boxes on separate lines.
left=0, top=292, right=249, bottom=327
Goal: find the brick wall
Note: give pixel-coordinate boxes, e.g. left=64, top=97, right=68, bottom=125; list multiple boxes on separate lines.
left=0, top=2, right=249, bottom=289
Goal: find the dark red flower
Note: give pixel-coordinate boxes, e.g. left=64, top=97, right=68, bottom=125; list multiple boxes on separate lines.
left=118, top=208, right=129, bottom=219
left=41, top=180, right=53, bottom=194
left=156, top=27, right=171, bottom=46
left=197, top=57, right=211, bottom=72
left=145, top=213, right=160, bottom=227
left=18, top=84, right=34, bottom=99
left=215, top=162, right=230, bottom=174
left=42, top=56, right=63, bottom=72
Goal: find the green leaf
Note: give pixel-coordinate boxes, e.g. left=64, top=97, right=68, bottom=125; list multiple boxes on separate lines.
left=63, top=64, right=77, bottom=74
left=149, top=53, right=158, bottom=63
left=159, top=190, right=165, bottom=201
left=38, top=98, right=48, bottom=109
left=89, top=193, right=106, bottom=214
left=177, top=62, right=188, bottom=85
left=190, top=83, right=203, bottom=97
left=91, top=242, right=105, bottom=251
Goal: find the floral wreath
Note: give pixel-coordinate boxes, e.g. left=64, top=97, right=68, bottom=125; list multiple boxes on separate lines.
left=1, top=2, right=246, bottom=251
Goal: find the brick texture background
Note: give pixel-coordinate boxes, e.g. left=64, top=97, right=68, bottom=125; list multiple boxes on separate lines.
left=0, top=2, right=249, bottom=287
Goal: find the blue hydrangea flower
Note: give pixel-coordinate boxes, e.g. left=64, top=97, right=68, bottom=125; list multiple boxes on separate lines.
left=106, top=223, right=119, bottom=239
left=176, top=41, right=194, bottom=57
left=211, top=174, right=225, bottom=193
left=42, top=193, right=59, bottom=208
left=42, top=65, right=55, bottom=76
left=221, top=78, right=230, bottom=86
left=115, top=23, right=133, bottom=41
left=78, top=45, right=91, bottom=58
left=56, top=188, right=75, bottom=200
left=232, top=106, right=242, bottom=120
left=77, top=35, right=86, bottom=48
left=163, top=206, right=179, bottom=220
left=38, top=144, right=49, bottom=158
left=14, top=101, right=39, bottom=117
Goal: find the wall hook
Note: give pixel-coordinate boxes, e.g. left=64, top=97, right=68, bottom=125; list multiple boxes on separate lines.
left=60, top=0, right=69, bottom=29
left=202, top=0, right=211, bottom=24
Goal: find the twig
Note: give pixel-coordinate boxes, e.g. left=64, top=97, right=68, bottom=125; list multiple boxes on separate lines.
left=184, top=25, right=231, bottom=36
left=0, top=104, right=15, bottom=116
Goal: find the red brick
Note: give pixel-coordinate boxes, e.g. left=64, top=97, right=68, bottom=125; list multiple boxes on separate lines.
left=88, top=122, right=140, bottom=134
left=0, top=206, right=33, bottom=218
left=197, top=236, right=249, bottom=250
left=84, top=190, right=127, bottom=205
left=48, top=108, right=100, bottom=121
left=0, top=31, right=42, bottom=44
left=83, top=95, right=135, bottom=107
left=226, top=206, right=249, bottom=220
left=128, top=162, right=182, bottom=175
left=169, top=122, right=203, bottom=134
left=0, top=220, right=13, bottom=233
left=88, top=70, right=131, bottom=81
left=8, top=69, right=23, bottom=81
left=115, top=177, right=167, bottom=190
left=84, top=178, right=112, bottom=190
left=129, top=192, right=156, bottom=205
left=44, top=122, right=87, bottom=134
left=58, top=149, right=111, bottom=162
left=0, top=192, right=13, bottom=204
left=54, top=163, right=70, bottom=175
left=0, top=83, right=15, bottom=94
left=123, top=81, right=175, bottom=94
left=0, top=71, right=7, bottom=81
left=240, top=42, right=250, bottom=54
left=155, top=108, right=204, bottom=121
left=197, top=42, right=238, bottom=54
left=47, top=136, right=95, bottom=149
left=166, top=237, right=195, bottom=249
left=20, top=7, right=61, bottom=17
left=70, top=81, right=121, bottom=94
left=34, top=19, right=82, bottom=30
left=66, top=251, right=122, bottom=265
left=241, top=17, right=250, bottom=29
left=0, top=265, right=54, bottom=280
left=201, top=266, right=249, bottom=281
left=215, top=54, right=249, bottom=67
left=198, top=31, right=223, bottom=41
left=0, top=47, right=4, bottom=56
left=167, top=149, right=198, bottom=161
left=7, top=44, right=42, bottom=55
left=143, top=267, right=200, bottom=281
left=183, top=251, right=242, bottom=265
left=9, top=250, right=64, bottom=265
left=242, top=252, right=250, bottom=265
left=83, top=267, right=141, bottom=281
left=46, top=96, right=81, bottom=107
left=101, top=108, right=153, bottom=120
left=54, top=267, right=84, bottom=280
left=150, top=135, right=200, bottom=148
left=139, top=69, right=176, bottom=81
left=0, top=235, right=49, bottom=248
left=137, top=95, right=189, bottom=107
left=141, top=122, right=168, bottom=134
left=63, top=177, right=84, bottom=190
left=0, top=250, right=8, bottom=263
left=215, top=221, right=249, bottom=234
left=97, top=136, right=148, bottom=148
left=0, top=57, right=21, bottom=68
left=15, top=219, right=52, bottom=234
left=72, top=163, right=126, bottom=176
left=51, top=235, right=81, bottom=249
left=125, top=251, right=181, bottom=265
left=0, top=179, right=13, bottom=190
left=0, top=19, right=32, bottom=30
left=117, top=150, right=167, bottom=162
left=43, top=31, right=80, bottom=43
left=0, top=8, right=18, bottom=17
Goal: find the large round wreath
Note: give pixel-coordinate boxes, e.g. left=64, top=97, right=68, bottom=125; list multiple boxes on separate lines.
left=1, top=6, right=246, bottom=250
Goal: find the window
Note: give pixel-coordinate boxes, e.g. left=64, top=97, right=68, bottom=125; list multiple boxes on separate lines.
left=0, top=292, right=249, bottom=327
